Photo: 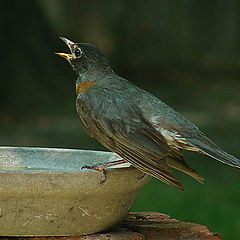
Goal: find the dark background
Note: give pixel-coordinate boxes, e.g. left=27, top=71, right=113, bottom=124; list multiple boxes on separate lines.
left=1, top=1, right=240, bottom=238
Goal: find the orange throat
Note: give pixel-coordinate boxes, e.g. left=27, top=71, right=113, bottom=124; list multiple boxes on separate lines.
left=76, top=81, right=97, bottom=95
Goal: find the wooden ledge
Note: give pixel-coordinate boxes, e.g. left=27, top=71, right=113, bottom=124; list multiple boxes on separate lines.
left=0, top=212, right=221, bottom=240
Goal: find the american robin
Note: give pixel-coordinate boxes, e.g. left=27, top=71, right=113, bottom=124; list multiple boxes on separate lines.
left=56, top=37, right=240, bottom=190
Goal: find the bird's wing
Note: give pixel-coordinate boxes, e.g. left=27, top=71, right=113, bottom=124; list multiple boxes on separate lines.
left=82, top=103, right=185, bottom=190
left=112, top=125, right=185, bottom=190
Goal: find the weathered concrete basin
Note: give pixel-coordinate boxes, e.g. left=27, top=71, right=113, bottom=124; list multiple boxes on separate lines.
left=0, top=146, right=151, bottom=236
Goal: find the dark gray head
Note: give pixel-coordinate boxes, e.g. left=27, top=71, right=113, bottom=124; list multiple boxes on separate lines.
left=56, top=37, right=112, bottom=75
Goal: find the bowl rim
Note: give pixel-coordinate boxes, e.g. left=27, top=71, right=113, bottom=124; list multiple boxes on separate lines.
left=0, top=146, right=131, bottom=173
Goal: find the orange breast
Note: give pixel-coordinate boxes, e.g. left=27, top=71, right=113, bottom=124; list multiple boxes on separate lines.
left=76, top=81, right=97, bottom=95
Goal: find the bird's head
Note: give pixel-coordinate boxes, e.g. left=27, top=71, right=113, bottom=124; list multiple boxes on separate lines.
left=56, top=37, right=112, bottom=76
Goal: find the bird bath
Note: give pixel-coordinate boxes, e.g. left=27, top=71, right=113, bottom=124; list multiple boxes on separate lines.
left=0, top=146, right=151, bottom=236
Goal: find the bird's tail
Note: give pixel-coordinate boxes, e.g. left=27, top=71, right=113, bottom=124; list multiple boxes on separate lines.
left=187, top=136, right=240, bottom=168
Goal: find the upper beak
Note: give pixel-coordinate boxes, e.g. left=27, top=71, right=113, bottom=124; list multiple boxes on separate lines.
left=55, top=37, right=75, bottom=61
left=59, top=37, right=75, bottom=48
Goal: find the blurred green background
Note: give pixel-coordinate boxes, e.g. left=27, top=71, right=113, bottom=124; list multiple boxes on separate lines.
left=1, top=0, right=240, bottom=238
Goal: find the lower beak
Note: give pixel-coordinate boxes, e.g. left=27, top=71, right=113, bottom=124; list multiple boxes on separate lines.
left=55, top=52, right=73, bottom=61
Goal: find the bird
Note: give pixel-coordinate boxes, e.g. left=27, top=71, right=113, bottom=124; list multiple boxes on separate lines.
left=56, top=37, right=240, bottom=190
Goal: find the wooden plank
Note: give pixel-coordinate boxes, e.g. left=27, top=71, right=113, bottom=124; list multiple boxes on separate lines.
left=0, top=212, right=221, bottom=240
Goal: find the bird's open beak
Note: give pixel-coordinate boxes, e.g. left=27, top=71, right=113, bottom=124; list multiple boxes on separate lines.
left=55, top=37, right=75, bottom=61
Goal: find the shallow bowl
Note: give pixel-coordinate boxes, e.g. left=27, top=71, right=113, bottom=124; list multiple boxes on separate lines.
left=0, top=146, right=150, bottom=236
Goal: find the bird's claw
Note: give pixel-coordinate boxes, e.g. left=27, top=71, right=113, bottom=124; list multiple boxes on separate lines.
left=81, top=159, right=127, bottom=184
left=82, top=164, right=107, bottom=184
left=137, top=172, right=147, bottom=180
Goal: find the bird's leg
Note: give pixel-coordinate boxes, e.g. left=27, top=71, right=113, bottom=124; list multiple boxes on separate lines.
left=137, top=172, right=147, bottom=180
left=82, top=158, right=128, bottom=183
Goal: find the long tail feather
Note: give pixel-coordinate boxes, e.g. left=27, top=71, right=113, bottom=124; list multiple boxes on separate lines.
left=187, top=137, right=240, bottom=168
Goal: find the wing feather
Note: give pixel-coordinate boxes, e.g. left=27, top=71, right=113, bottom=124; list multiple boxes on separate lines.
left=86, top=115, right=184, bottom=190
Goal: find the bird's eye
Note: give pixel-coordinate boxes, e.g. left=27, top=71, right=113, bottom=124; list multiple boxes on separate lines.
left=75, top=48, right=82, bottom=58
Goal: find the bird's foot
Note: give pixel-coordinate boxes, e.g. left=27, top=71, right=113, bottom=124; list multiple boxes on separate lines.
left=137, top=172, right=147, bottom=180
left=82, top=164, right=107, bottom=183
left=82, top=159, right=127, bottom=184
